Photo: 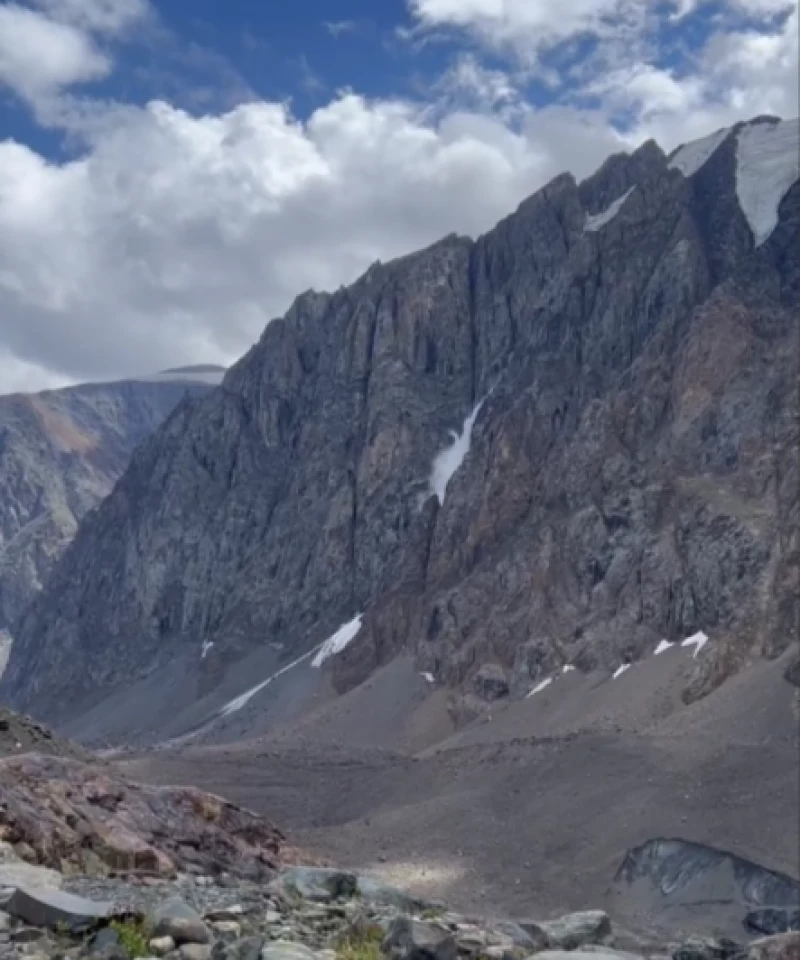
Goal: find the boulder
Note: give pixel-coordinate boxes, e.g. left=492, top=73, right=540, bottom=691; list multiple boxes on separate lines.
left=473, top=664, right=510, bottom=702
left=532, top=952, right=644, bottom=960
left=744, top=934, right=800, bottom=960
left=539, top=911, right=612, bottom=950
left=149, top=937, right=177, bottom=956
left=180, top=946, right=213, bottom=960
left=384, top=915, right=457, bottom=960
left=0, top=862, right=63, bottom=890
left=489, top=920, right=549, bottom=952
left=5, top=886, right=112, bottom=932
left=149, top=898, right=211, bottom=946
left=261, top=942, right=318, bottom=960
left=275, top=868, right=358, bottom=903
left=671, top=939, right=743, bottom=960
left=213, top=937, right=263, bottom=960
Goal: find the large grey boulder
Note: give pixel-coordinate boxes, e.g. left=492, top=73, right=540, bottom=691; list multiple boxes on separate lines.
left=275, top=868, right=358, bottom=903
left=148, top=897, right=211, bottom=945
left=5, top=886, right=112, bottom=931
left=384, top=916, right=457, bottom=960
left=539, top=911, right=612, bottom=950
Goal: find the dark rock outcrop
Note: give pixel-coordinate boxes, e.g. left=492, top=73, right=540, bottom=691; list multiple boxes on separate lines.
left=1, top=118, right=797, bottom=737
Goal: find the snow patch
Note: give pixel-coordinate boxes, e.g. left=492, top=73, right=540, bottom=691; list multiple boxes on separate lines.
left=217, top=613, right=364, bottom=717
left=220, top=647, right=318, bottom=717
left=612, top=663, right=631, bottom=679
left=654, top=639, right=674, bottom=656
left=584, top=187, right=635, bottom=232
left=681, top=631, right=709, bottom=658
left=429, top=399, right=485, bottom=504
left=201, top=640, right=214, bottom=660
left=421, top=672, right=435, bottom=684
left=669, top=127, right=729, bottom=177
left=311, top=614, right=364, bottom=668
left=562, top=664, right=576, bottom=674
left=526, top=677, right=553, bottom=698
left=736, top=118, right=799, bottom=247
left=0, top=630, right=12, bottom=680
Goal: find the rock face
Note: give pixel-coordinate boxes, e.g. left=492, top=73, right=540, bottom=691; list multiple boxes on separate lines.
left=0, top=368, right=223, bottom=634
left=1, top=117, right=798, bottom=733
left=0, top=752, right=284, bottom=879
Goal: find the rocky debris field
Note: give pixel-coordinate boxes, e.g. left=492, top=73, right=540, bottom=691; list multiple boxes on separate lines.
left=0, top=711, right=91, bottom=762
left=0, top=861, right=798, bottom=960
left=0, top=753, right=285, bottom=879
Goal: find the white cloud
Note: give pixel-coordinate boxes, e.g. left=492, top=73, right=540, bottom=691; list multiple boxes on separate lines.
left=0, top=0, right=797, bottom=392
left=408, top=0, right=647, bottom=61
left=0, top=4, right=110, bottom=102
left=0, top=0, right=149, bottom=115
left=3, top=95, right=624, bottom=386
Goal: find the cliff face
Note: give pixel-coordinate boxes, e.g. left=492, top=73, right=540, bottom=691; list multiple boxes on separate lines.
left=1, top=117, right=797, bottom=727
left=0, top=369, right=222, bottom=634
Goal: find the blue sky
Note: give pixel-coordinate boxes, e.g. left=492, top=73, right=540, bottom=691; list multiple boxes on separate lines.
left=0, top=0, right=797, bottom=391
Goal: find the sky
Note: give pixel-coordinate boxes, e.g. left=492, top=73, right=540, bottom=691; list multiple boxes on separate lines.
left=0, top=0, right=797, bottom=393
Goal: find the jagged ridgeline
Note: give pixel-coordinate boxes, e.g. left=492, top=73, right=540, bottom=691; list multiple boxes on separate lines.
left=1, top=116, right=797, bottom=741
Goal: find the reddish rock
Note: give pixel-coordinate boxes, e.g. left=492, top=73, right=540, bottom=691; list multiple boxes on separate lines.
left=0, top=753, right=286, bottom=879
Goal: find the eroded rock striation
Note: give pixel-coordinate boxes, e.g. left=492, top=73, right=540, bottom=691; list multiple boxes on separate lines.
left=0, top=369, right=223, bottom=634
left=1, top=117, right=798, bottom=732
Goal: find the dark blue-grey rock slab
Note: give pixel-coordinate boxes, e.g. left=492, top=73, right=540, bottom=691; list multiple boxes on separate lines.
left=5, top=886, right=112, bottom=932
left=148, top=898, right=211, bottom=945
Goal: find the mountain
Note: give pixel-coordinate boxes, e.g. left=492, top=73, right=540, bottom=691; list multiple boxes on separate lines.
left=0, top=366, right=225, bottom=638
left=1, top=116, right=797, bottom=742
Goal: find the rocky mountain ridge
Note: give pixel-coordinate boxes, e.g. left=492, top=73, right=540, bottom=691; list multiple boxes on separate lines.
left=0, top=369, right=224, bottom=636
left=1, top=116, right=797, bottom=738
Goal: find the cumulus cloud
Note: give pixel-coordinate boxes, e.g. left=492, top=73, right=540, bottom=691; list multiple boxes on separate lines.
left=0, top=0, right=797, bottom=392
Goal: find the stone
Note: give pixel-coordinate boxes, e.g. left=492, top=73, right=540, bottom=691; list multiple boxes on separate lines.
left=532, top=952, right=644, bottom=960
left=149, top=899, right=211, bottom=946
left=489, top=920, right=549, bottom=952
left=179, top=946, right=213, bottom=960
left=0, top=912, right=9, bottom=933
left=205, top=908, right=244, bottom=922
left=746, top=910, right=800, bottom=936
left=384, top=915, right=457, bottom=960
left=215, top=937, right=263, bottom=960
left=276, top=868, right=357, bottom=903
left=149, top=938, right=177, bottom=956
left=10, top=928, right=46, bottom=944
left=0, top=864, right=63, bottom=891
left=261, top=942, right=317, bottom=960
left=671, top=939, right=743, bottom=960
left=745, top=934, right=800, bottom=960
left=539, top=912, right=612, bottom=951
left=88, top=928, right=123, bottom=956
left=210, top=922, right=241, bottom=938
left=5, top=887, right=112, bottom=932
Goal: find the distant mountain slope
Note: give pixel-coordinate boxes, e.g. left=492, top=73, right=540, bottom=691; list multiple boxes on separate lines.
left=1, top=117, right=797, bottom=741
left=0, top=367, right=224, bottom=633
